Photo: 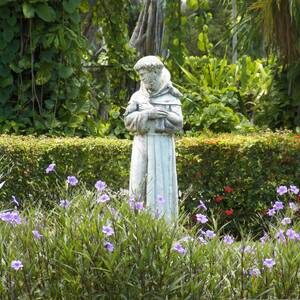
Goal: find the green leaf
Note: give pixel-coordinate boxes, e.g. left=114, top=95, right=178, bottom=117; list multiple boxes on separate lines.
left=58, top=64, right=74, bottom=79
left=35, top=3, right=56, bottom=22
left=3, top=27, right=14, bottom=42
left=63, top=0, right=81, bottom=14
left=0, top=73, right=13, bottom=88
left=36, top=67, right=52, bottom=85
left=0, top=0, right=15, bottom=7
left=22, top=3, right=35, bottom=18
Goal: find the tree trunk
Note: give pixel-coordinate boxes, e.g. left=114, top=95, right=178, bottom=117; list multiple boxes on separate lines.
left=129, top=0, right=164, bottom=56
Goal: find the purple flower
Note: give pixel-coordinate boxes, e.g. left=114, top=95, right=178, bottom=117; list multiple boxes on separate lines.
left=46, top=163, right=56, bottom=174
left=267, top=208, right=276, bottom=216
left=273, top=201, right=284, bottom=210
left=67, top=176, right=78, bottom=186
left=289, top=185, right=299, bottom=195
left=197, top=200, right=207, bottom=211
left=156, top=195, right=165, bottom=205
left=180, top=235, right=192, bottom=242
left=172, top=242, right=186, bottom=255
left=289, top=202, right=298, bottom=211
left=96, top=194, right=110, bottom=204
left=196, top=213, right=208, bottom=224
left=205, top=230, right=216, bottom=239
left=281, top=217, right=291, bottom=225
left=12, top=196, right=19, bottom=207
left=104, top=241, right=114, bottom=252
left=243, top=245, right=254, bottom=254
left=11, top=260, right=23, bottom=270
left=135, top=202, right=144, bottom=211
left=275, top=229, right=286, bottom=243
left=198, top=236, right=207, bottom=244
left=286, top=228, right=296, bottom=240
left=263, top=258, right=275, bottom=269
left=223, top=235, right=234, bottom=245
left=277, top=185, right=288, bottom=195
left=128, top=195, right=135, bottom=209
left=249, top=268, right=261, bottom=277
left=59, top=200, right=70, bottom=209
left=95, top=180, right=107, bottom=192
left=260, top=234, right=268, bottom=245
left=0, top=211, right=22, bottom=225
left=32, top=230, right=43, bottom=239
left=102, top=225, right=114, bottom=236
left=295, top=233, right=300, bottom=241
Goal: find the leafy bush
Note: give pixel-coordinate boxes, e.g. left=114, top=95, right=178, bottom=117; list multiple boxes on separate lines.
left=178, top=38, right=275, bottom=133
left=0, top=132, right=300, bottom=233
left=0, top=0, right=102, bottom=136
left=0, top=185, right=300, bottom=298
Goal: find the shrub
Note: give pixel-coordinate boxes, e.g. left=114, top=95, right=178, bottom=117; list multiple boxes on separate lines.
left=0, top=131, right=300, bottom=232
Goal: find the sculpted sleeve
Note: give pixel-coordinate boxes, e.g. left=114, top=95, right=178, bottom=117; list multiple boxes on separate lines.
left=124, top=99, right=149, bottom=134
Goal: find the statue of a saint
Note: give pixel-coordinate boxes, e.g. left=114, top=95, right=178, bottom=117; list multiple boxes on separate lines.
left=124, top=56, right=183, bottom=222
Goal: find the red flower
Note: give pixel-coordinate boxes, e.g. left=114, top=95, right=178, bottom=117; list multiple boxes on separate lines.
left=215, top=195, right=224, bottom=203
left=225, top=209, right=233, bottom=215
left=296, top=195, right=300, bottom=202
left=224, top=186, right=233, bottom=193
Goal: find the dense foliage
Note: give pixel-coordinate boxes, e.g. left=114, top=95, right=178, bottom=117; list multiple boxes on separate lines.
left=0, top=132, right=300, bottom=233
left=0, top=184, right=300, bottom=298
left=0, top=0, right=300, bottom=136
left=0, top=0, right=100, bottom=135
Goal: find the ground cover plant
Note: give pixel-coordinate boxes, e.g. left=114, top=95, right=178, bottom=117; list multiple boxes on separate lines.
left=0, top=165, right=300, bottom=299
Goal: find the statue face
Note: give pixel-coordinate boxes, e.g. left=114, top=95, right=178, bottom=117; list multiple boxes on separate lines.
left=139, top=68, right=162, bottom=93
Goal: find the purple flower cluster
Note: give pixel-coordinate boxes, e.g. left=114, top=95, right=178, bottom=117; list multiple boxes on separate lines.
left=223, top=235, right=234, bottom=245
left=67, top=176, right=78, bottom=186
left=0, top=211, right=22, bottom=225
left=95, top=180, right=107, bottom=192
left=104, top=241, right=114, bottom=252
left=277, top=185, right=299, bottom=195
left=32, top=230, right=43, bottom=239
left=46, top=163, right=56, bottom=174
left=102, top=224, right=114, bottom=236
left=96, top=194, right=110, bottom=204
left=60, top=200, right=70, bottom=209
left=156, top=195, right=165, bottom=205
left=11, top=260, right=23, bottom=271
left=263, top=258, right=275, bottom=269
left=128, top=195, right=144, bottom=211
left=172, top=242, right=186, bottom=255
left=196, top=213, right=208, bottom=224
left=197, top=200, right=207, bottom=211
left=249, top=268, right=261, bottom=277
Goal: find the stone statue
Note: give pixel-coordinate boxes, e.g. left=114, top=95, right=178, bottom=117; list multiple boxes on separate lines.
left=124, top=56, right=183, bottom=222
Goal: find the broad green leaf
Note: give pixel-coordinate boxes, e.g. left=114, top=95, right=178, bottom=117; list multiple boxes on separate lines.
left=35, top=3, right=56, bottom=22
left=35, top=67, right=52, bottom=85
left=3, top=27, right=14, bottom=42
left=58, top=64, right=74, bottom=79
left=63, top=0, right=81, bottom=14
left=22, top=3, right=35, bottom=18
left=0, top=73, right=13, bottom=88
left=198, top=32, right=206, bottom=52
left=0, top=0, right=15, bottom=6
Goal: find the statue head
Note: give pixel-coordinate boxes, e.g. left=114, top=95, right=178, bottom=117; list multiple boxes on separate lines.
left=134, top=56, right=164, bottom=93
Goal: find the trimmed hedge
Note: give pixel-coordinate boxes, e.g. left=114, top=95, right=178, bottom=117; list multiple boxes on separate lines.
left=0, top=132, right=300, bottom=231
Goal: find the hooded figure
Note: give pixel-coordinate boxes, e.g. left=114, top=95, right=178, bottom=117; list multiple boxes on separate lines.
left=124, top=56, right=183, bottom=222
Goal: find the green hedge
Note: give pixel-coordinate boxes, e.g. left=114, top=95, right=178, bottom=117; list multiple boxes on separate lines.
left=0, top=132, right=300, bottom=231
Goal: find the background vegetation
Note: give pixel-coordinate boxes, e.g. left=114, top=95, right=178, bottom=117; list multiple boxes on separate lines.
left=0, top=0, right=300, bottom=137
